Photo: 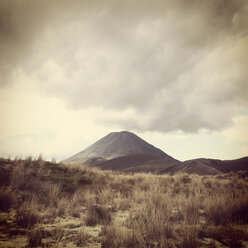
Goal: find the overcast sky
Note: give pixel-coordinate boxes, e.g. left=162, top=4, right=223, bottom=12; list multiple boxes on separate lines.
left=0, top=0, right=247, bottom=161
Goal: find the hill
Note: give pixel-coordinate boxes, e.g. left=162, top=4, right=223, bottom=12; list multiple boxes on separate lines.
left=160, top=157, right=248, bottom=175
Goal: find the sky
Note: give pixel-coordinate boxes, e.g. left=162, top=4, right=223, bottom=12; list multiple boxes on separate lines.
left=0, top=0, right=247, bottom=161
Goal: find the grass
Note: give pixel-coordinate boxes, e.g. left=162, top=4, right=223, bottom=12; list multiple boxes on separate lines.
left=85, top=205, right=112, bottom=226
left=0, top=187, right=13, bottom=212
left=180, top=226, right=199, bottom=248
left=101, top=226, right=140, bottom=248
left=0, top=157, right=248, bottom=247
left=199, top=226, right=248, bottom=248
left=74, top=229, right=92, bottom=247
left=27, top=229, right=47, bottom=247
left=16, top=208, right=40, bottom=228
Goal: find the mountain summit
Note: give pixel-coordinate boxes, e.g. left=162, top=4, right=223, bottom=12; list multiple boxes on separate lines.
left=64, top=131, right=169, bottom=162
left=63, top=131, right=179, bottom=172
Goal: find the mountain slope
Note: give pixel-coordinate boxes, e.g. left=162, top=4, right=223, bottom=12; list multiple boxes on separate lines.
left=64, top=131, right=170, bottom=162
left=224, top=157, right=248, bottom=172
left=63, top=131, right=180, bottom=172
left=95, top=153, right=179, bottom=173
left=160, top=157, right=248, bottom=175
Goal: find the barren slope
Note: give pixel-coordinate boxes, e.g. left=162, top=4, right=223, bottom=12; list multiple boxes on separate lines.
left=63, top=131, right=176, bottom=165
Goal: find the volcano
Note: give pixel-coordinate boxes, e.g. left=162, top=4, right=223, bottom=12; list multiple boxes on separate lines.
left=63, top=131, right=180, bottom=172
left=63, top=131, right=248, bottom=174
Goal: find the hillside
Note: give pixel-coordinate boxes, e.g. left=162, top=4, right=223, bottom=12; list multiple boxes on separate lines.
left=160, top=157, right=248, bottom=175
left=94, top=153, right=179, bottom=173
left=63, top=131, right=180, bottom=172
left=1, top=157, right=248, bottom=248
left=64, top=131, right=169, bottom=162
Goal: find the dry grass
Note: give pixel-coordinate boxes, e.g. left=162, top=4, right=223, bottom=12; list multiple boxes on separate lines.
left=101, top=226, right=140, bottom=248
left=180, top=226, right=199, bottom=248
left=27, top=229, right=48, bottom=247
left=73, top=229, right=92, bottom=247
left=16, top=199, right=40, bottom=228
left=85, top=205, right=112, bottom=226
left=0, top=187, right=13, bottom=212
left=0, top=158, right=248, bottom=248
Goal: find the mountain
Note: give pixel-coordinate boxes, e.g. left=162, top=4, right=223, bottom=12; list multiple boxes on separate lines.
left=63, top=131, right=180, bottom=172
left=63, top=131, right=248, bottom=175
left=93, top=153, right=180, bottom=173
left=160, top=157, right=248, bottom=175
left=223, top=157, right=248, bottom=172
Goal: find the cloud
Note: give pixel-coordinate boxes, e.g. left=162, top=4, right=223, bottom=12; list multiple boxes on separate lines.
left=1, top=0, right=248, bottom=133
left=223, top=115, right=248, bottom=143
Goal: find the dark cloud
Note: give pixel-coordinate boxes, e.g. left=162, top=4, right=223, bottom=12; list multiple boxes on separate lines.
left=0, top=0, right=49, bottom=84
left=1, top=0, right=248, bottom=133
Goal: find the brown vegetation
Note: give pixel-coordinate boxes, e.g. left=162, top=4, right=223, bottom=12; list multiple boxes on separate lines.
left=0, top=157, right=248, bottom=247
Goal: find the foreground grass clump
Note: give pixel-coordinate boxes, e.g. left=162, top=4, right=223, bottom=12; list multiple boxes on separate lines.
left=85, top=205, right=112, bottom=226
left=0, top=187, right=13, bottom=212
left=0, top=157, right=248, bottom=248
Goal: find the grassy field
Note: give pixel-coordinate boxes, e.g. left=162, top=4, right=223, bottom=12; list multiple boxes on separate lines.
left=0, top=157, right=248, bottom=248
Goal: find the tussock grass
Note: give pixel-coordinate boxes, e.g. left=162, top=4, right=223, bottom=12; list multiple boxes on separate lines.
left=101, top=226, right=141, bottom=248
left=180, top=226, right=199, bottom=248
left=16, top=199, right=40, bottom=228
left=74, top=229, right=92, bottom=247
left=0, top=158, right=248, bottom=247
left=0, top=187, right=13, bottom=212
left=199, top=225, right=248, bottom=248
left=85, top=205, right=112, bottom=226
left=27, top=229, right=48, bottom=247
